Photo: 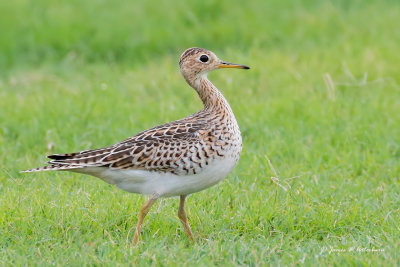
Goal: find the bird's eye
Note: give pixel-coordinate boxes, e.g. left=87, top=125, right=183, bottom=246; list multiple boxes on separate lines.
left=199, top=55, right=209, bottom=63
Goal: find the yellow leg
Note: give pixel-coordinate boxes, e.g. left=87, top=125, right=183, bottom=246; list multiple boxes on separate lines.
left=132, top=195, right=158, bottom=246
left=178, top=195, right=194, bottom=241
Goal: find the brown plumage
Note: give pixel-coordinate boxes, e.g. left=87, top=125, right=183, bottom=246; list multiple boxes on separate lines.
left=22, top=47, right=250, bottom=244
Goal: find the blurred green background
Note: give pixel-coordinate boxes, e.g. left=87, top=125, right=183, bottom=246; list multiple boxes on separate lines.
left=1, top=0, right=399, bottom=266
left=1, top=0, right=398, bottom=71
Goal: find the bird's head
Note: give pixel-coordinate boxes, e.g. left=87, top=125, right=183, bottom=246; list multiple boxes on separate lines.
left=179, top=48, right=249, bottom=79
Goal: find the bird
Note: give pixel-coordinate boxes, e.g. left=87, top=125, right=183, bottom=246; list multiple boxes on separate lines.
left=22, top=47, right=250, bottom=245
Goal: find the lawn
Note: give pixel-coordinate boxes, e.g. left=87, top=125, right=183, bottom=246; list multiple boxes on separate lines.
left=1, top=0, right=399, bottom=266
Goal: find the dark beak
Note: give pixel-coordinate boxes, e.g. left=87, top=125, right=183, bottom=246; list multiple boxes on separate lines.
left=218, top=61, right=250, bottom=69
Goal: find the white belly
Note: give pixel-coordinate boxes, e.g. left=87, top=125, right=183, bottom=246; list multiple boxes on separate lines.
left=78, top=156, right=238, bottom=197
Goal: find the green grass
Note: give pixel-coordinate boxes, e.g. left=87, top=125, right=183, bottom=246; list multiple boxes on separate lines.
left=1, top=0, right=400, bottom=265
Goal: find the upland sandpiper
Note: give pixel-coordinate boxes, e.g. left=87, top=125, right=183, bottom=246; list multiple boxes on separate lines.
left=22, top=48, right=250, bottom=244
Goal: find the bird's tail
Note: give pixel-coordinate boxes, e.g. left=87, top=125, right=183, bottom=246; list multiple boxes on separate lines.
left=20, top=164, right=81, bottom=173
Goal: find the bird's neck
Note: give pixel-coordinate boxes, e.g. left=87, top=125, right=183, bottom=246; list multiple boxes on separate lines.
left=187, top=75, right=233, bottom=113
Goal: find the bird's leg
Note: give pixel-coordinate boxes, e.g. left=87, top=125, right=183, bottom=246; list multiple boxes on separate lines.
left=178, top=195, right=194, bottom=241
left=132, top=194, right=158, bottom=246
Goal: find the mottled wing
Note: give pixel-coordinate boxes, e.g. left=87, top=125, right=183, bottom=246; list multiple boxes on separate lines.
left=46, top=120, right=210, bottom=175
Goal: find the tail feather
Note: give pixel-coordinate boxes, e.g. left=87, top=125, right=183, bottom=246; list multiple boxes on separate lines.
left=20, top=164, right=81, bottom=173
left=47, top=147, right=111, bottom=161
left=47, top=153, right=79, bottom=160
